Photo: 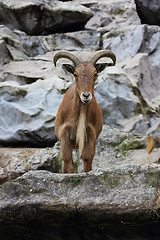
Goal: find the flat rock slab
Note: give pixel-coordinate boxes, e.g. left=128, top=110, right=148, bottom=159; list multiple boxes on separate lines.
left=0, top=167, right=160, bottom=239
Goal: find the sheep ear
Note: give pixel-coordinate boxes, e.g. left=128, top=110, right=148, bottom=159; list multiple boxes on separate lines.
left=95, top=63, right=114, bottom=73
left=62, top=64, right=75, bottom=74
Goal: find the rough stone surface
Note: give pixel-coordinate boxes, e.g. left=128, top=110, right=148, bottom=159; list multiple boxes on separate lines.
left=0, top=0, right=159, bottom=145
left=0, top=144, right=61, bottom=184
left=0, top=39, right=11, bottom=65
left=0, top=76, right=64, bottom=146
left=103, top=24, right=160, bottom=68
left=0, top=125, right=160, bottom=239
left=0, top=1, right=160, bottom=238
left=0, top=0, right=93, bottom=35
left=1, top=125, right=160, bottom=184
left=0, top=50, right=160, bottom=146
left=135, top=0, right=160, bottom=26
left=0, top=166, right=160, bottom=240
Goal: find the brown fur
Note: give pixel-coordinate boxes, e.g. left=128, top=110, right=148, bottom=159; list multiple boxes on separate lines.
left=146, top=137, right=160, bottom=154
left=54, top=68, right=103, bottom=173
left=146, top=137, right=155, bottom=154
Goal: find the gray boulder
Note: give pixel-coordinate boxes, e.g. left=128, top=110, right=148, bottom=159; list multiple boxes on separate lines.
left=123, top=53, right=160, bottom=110
left=0, top=26, right=29, bottom=61
left=95, top=53, right=160, bottom=134
left=0, top=165, right=160, bottom=239
left=103, top=24, right=160, bottom=68
left=0, top=0, right=160, bottom=146
left=86, top=0, right=140, bottom=32
left=0, top=74, right=64, bottom=146
left=0, top=39, right=11, bottom=65
left=0, top=144, right=61, bottom=184
left=0, top=51, right=160, bottom=146
left=0, top=0, right=93, bottom=35
left=95, top=66, right=138, bottom=129
left=135, top=0, right=160, bottom=26
left=0, top=25, right=100, bottom=58
left=52, top=30, right=101, bottom=51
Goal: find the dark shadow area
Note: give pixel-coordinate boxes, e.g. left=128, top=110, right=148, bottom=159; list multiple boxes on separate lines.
left=1, top=220, right=160, bottom=240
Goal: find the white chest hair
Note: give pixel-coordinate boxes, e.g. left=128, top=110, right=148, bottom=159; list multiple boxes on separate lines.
left=76, top=111, right=87, bottom=157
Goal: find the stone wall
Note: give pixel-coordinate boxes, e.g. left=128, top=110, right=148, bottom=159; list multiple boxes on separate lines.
left=0, top=1, right=160, bottom=239
left=0, top=0, right=160, bottom=146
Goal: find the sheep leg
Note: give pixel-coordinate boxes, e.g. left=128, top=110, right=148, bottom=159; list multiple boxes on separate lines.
left=81, top=141, right=96, bottom=172
left=60, top=127, right=74, bottom=173
left=81, top=125, right=96, bottom=172
left=146, top=136, right=155, bottom=154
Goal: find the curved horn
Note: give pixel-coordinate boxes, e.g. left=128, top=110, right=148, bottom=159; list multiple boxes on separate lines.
left=53, top=51, right=82, bottom=67
left=90, top=50, right=116, bottom=66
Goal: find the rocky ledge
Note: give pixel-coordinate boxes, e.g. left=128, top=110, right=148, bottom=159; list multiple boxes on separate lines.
left=0, top=166, right=160, bottom=240
left=0, top=126, right=160, bottom=240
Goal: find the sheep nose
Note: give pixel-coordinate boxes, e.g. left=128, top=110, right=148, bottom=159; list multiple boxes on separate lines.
left=81, top=92, right=92, bottom=103
left=82, top=92, right=90, bottom=99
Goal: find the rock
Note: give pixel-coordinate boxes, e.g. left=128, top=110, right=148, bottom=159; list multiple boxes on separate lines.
left=0, top=40, right=10, bottom=65
left=0, top=0, right=93, bottom=35
left=135, top=0, right=160, bottom=26
left=0, top=1, right=160, bottom=238
left=85, top=4, right=112, bottom=30
left=95, top=65, right=139, bottom=129
left=103, top=24, right=160, bottom=68
left=0, top=166, right=160, bottom=239
left=85, top=0, right=140, bottom=32
left=0, top=144, right=62, bottom=184
left=0, top=25, right=55, bottom=58
left=94, top=125, right=160, bottom=171
left=0, top=76, right=64, bottom=147
left=0, top=26, right=19, bottom=64
left=1, top=125, right=160, bottom=184
left=124, top=53, right=160, bottom=110
left=0, top=50, right=79, bottom=146
left=94, top=53, right=160, bottom=134
left=0, top=26, right=29, bottom=61
left=0, top=51, right=159, bottom=146
left=53, top=30, right=101, bottom=51
left=103, top=25, right=144, bottom=62
left=6, top=29, right=100, bottom=57
left=0, top=26, right=100, bottom=58
left=2, top=58, right=53, bottom=84
left=0, top=0, right=159, bottom=147
left=147, top=119, right=160, bottom=138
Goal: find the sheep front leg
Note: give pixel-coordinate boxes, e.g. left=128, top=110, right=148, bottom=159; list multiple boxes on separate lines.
left=81, top=142, right=96, bottom=172
left=81, top=125, right=96, bottom=172
left=60, top=127, right=74, bottom=173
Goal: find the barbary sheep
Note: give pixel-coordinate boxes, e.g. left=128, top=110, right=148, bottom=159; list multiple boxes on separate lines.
left=53, top=50, right=116, bottom=173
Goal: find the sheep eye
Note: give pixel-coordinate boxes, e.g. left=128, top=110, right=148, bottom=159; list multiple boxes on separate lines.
left=74, top=73, right=78, bottom=78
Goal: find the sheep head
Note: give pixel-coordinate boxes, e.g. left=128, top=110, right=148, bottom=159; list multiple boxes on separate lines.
left=53, top=50, right=116, bottom=103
